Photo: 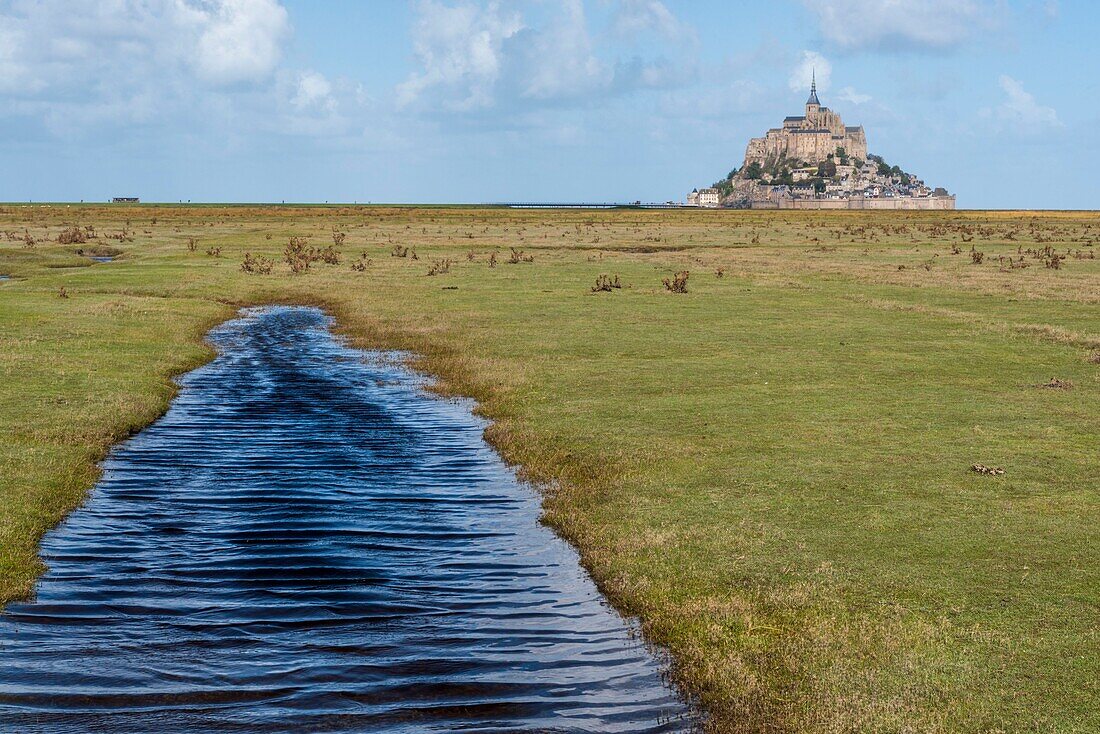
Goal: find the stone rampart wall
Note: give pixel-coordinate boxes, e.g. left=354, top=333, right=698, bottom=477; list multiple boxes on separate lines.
left=757, top=196, right=956, bottom=210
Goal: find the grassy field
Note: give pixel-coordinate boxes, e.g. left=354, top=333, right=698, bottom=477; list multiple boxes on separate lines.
left=1, top=205, right=1097, bottom=733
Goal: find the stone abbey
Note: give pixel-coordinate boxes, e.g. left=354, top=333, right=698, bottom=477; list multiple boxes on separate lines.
left=687, top=74, right=954, bottom=210
left=744, top=74, right=867, bottom=167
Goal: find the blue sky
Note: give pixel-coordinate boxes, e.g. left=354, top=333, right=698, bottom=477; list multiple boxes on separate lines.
left=0, top=0, right=1095, bottom=208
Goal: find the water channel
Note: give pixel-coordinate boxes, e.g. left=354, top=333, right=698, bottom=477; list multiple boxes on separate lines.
left=0, top=306, right=693, bottom=733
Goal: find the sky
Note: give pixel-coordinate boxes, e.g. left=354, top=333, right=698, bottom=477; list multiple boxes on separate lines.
left=0, top=0, right=1095, bottom=209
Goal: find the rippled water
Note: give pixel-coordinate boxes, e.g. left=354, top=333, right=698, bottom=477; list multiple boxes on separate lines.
left=0, top=306, right=692, bottom=733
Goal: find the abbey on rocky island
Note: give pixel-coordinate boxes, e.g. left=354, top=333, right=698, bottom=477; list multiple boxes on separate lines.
left=743, top=74, right=867, bottom=168
left=687, top=74, right=954, bottom=210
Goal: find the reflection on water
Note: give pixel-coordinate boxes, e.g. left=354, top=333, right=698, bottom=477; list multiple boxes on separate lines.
left=89, top=256, right=114, bottom=263
left=0, top=306, right=693, bottom=733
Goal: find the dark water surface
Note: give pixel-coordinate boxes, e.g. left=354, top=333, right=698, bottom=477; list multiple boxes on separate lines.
left=0, top=306, right=692, bottom=733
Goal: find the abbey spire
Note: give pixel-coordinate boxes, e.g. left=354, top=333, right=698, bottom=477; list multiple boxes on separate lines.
left=805, top=69, right=822, bottom=113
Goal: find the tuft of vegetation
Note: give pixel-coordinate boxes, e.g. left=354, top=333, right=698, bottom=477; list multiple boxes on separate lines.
left=591, top=274, right=622, bottom=292
left=662, top=270, right=689, bottom=293
left=426, top=258, right=452, bottom=276
left=508, top=247, right=533, bottom=264
left=240, top=252, right=274, bottom=274
left=57, top=227, right=87, bottom=245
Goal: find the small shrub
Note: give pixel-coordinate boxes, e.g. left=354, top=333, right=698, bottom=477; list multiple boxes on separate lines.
left=663, top=271, right=689, bottom=293
left=426, top=259, right=453, bottom=276
left=970, top=246, right=984, bottom=265
left=57, top=227, right=87, bottom=245
left=320, top=245, right=341, bottom=265
left=205, top=246, right=222, bottom=257
left=332, top=230, right=346, bottom=246
left=592, top=274, right=622, bottom=292
left=241, top=252, right=274, bottom=274
left=57, top=286, right=69, bottom=299
left=466, top=250, right=476, bottom=261
left=391, top=244, right=408, bottom=258
left=285, top=236, right=318, bottom=273
left=187, top=237, right=197, bottom=252
left=488, top=251, right=498, bottom=268
left=508, top=247, right=533, bottom=264
left=350, top=256, right=371, bottom=272
left=715, top=267, right=725, bottom=278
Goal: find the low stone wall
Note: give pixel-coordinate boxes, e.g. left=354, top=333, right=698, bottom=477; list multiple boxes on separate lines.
left=756, top=196, right=956, bottom=210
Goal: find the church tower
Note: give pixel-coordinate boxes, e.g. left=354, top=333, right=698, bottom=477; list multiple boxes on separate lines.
left=805, top=70, right=820, bottom=117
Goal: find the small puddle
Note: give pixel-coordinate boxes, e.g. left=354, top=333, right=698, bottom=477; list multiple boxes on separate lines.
left=88, top=255, right=114, bottom=263
left=0, top=306, right=694, bottom=732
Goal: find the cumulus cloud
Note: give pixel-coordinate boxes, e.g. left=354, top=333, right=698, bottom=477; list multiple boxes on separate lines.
left=397, top=0, right=692, bottom=113
left=789, top=51, right=831, bottom=95
left=0, top=0, right=304, bottom=139
left=611, top=0, right=695, bottom=44
left=992, top=75, right=1060, bottom=132
left=836, top=86, right=871, bottom=104
left=396, top=1, right=525, bottom=110
left=803, top=0, right=992, bottom=51
left=191, top=0, right=290, bottom=85
left=0, top=0, right=289, bottom=96
left=291, top=71, right=336, bottom=112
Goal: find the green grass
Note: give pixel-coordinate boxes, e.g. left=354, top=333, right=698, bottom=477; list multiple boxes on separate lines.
left=1, top=206, right=1097, bottom=733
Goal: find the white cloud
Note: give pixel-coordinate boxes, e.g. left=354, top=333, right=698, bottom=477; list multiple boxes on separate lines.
left=993, top=75, right=1060, bottom=132
left=396, top=1, right=525, bottom=110
left=397, top=0, right=691, bottom=113
left=518, top=0, right=606, bottom=100
left=803, top=0, right=991, bottom=51
left=0, top=0, right=305, bottom=139
left=789, top=51, right=831, bottom=95
left=192, top=0, right=290, bottom=85
left=0, top=0, right=289, bottom=99
left=292, top=71, right=336, bottom=113
left=836, top=86, right=871, bottom=104
left=612, top=0, right=695, bottom=44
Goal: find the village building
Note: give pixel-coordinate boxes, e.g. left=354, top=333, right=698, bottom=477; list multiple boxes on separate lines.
left=687, top=187, right=720, bottom=207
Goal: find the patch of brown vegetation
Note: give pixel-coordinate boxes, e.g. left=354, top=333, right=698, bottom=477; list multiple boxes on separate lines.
left=240, top=252, right=274, bottom=274
left=591, top=274, right=621, bottom=292
left=663, top=271, right=689, bottom=293
left=57, top=227, right=87, bottom=245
